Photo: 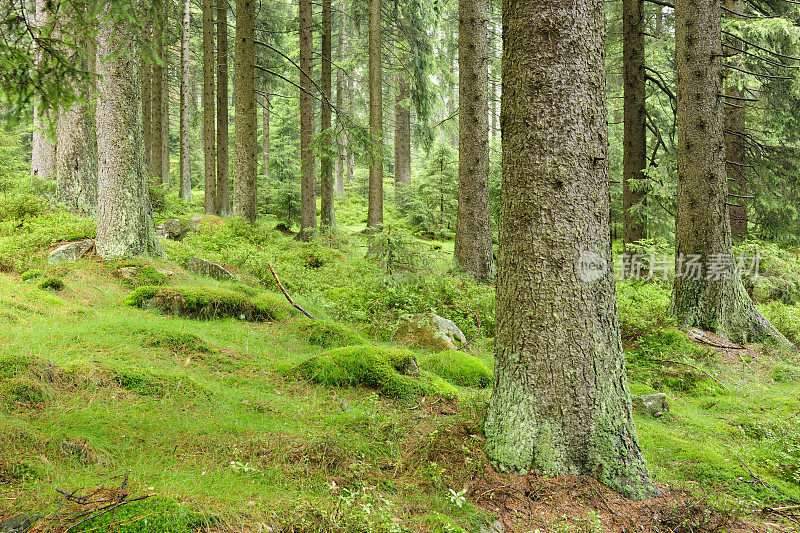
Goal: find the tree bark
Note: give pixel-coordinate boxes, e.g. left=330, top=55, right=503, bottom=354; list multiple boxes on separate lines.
left=233, top=0, right=257, bottom=222
left=672, top=0, right=787, bottom=345
left=141, top=21, right=152, bottom=172
left=334, top=12, right=346, bottom=196
left=31, top=0, right=55, bottom=181
left=161, top=48, right=170, bottom=187
left=299, top=0, right=316, bottom=236
left=725, top=0, right=748, bottom=238
left=454, top=0, right=494, bottom=282
left=151, top=9, right=164, bottom=184
left=203, top=0, right=216, bottom=213
left=367, top=0, right=383, bottom=229
left=216, top=0, right=231, bottom=215
left=484, top=0, right=659, bottom=500
left=262, top=86, right=270, bottom=182
left=179, top=0, right=192, bottom=201
left=320, top=0, right=335, bottom=229
left=95, top=7, right=162, bottom=258
left=623, top=0, right=647, bottom=248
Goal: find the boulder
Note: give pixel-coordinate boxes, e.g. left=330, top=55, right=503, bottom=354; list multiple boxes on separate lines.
left=185, top=256, right=235, bottom=281
left=395, top=312, right=467, bottom=351
left=631, top=393, right=669, bottom=418
left=480, top=521, right=505, bottom=533
left=48, top=239, right=93, bottom=264
left=156, top=218, right=194, bottom=241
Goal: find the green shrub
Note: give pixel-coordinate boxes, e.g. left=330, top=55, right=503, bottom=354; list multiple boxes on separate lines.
left=296, top=346, right=457, bottom=399
left=772, top=364, right=800, bottom=383
left=758, top=301, right=800, bottom=345
left=418, top=351, right=493, bottom=388
left=20, top=269, right=42, bottom=281
left=37, top=277, right=64, bottom=291
left=617, top=280, right=673, bottom=340
left=297, top=319, right=367, bottom=348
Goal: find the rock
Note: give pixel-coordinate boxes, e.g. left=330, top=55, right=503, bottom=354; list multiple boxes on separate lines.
left=48, top=239, right=93, bottom=264
left=395, top=312, right=467, bottom=351
left=185, top=256, right=235, bottom=281
left=0, top=513, right=38, bottom=533
left=480, top=520, right=504, bottom=533
left=631, top=393, right=669, bottom=418
left=156, top=218, right=194, bottom=241
left=189, top=214, right=204, bottom=223
left=115, top=267, right=140, bottom=280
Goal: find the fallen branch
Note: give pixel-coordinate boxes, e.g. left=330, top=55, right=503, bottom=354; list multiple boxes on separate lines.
left=268, top=263, right=316, bottom=320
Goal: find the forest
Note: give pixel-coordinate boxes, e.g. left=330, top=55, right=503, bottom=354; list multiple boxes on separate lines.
left=2, top=0, right=800, bottom=530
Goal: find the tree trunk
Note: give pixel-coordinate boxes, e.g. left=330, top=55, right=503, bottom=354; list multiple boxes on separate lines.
left=203, top=0, right=216, bottom=213
left=262, top=86, right=270, bottom=182
left=179, top=0, right=192, bottom=201
left=347, top=63, right=355, bottom=184
left=367, top=0, right=383, bottom=229
left=334, top=13, right=345, bottom=196
left=394, top=63, right=411, bottom=199
left=672, top=0, right=787, bottom=345
left=31, top=0, right=55, bottom=181
left=95, top=8, right=162, bottom=258
left=141, top=21, right=152, bottom=172
left=233, top=0, right=257, bottom=222
left=151, top=11, right=164, bottom=183
left=454, top=0, right=494, bottom=282
left=161, top=49, right=170, bottom=186
left=299, top=0, right=316, bottom=236
left=489, top=17, right=498, bottom=145
left=725, top=0, right=748, bottom=238
left=320, top=0, right=335, bottom=229
left=623, top=0, right=647, bottom=248
left=484, top=0, right=659, bottom=500
left=216, top=0, right=230, bottom=215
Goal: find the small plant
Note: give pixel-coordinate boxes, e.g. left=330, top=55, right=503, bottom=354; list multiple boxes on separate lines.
left=366, top=224, right=429, bottom=274
left=448, top=488, right=467, bottom=509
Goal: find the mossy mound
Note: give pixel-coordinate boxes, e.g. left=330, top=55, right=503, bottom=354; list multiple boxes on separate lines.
left=297, top=319, right=367, bottom=348
left=37, top=277, right=64, bottom=291
left=297, top=346, right=457, bottom=399
left=124, top=286, right=293, bottom=321
left=140, top=329, right=216, bottom=354
left=20, top=270, right=42, bottom=282
left=1, top=377, right=46, bottom=406
left=418, top=351, right=493, bottom=388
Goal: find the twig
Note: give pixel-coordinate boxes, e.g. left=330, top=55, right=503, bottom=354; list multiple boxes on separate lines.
left=268, top=263, right=316, bottom=320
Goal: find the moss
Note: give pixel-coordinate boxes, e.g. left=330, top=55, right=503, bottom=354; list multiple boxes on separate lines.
left=2, top=377, right=46, bottom=405
left=20, top=269, right=42, bottom=282
left=418, top=351, right=493, bottom=388
left=112, top=371, right=165, bottom=396
left=296, top=345, right=457, bottom=400
left=124, top=286, right=293, bottom=321
left=771, top=364, right=800, bottom=383
left=0, top=355, right=34, bottom=379
left=68, top=496, right=214, bottom=532
left=296, top=319, right=367, bottom=348
left=140, top=329, right=216, bottom=354
left=37, top=277, right=64, bottom=291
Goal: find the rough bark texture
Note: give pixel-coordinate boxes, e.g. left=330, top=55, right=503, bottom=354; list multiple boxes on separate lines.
left=672, top=0, right=787, bottom=345
left=454, top=0, right=494, bottom=282
left=622, top=0, right=647, bottom=248
left=161, top=51, right=170, bottom=186
left=299, top=0, right=316, bottom=236
left=216, top=0, right=230, bottom=215
left=484, top=0, right=659, bottom=501
left=262, top=87, right=270, bottom=182
left=367, top=0, right=383, bottom=228
left=320, top=0, right=335, bottom=229
left=334, top=12, right=346, bottom=197
left=233, top=0, right=257, bottom=222
left=151, top=12, right=164, bottom=183
left=203, top=0, right=216, bottom=213
left=489, top=17, right=498, bottom=144
left=95, top=10, right=162, bottom=258
left=141, top=22, right=152, bottom=171
left=179, top=0, right=192, bottom=201
left=725, top=0, right=748, bottom=238
left=31, top=0, right=55, bottom=181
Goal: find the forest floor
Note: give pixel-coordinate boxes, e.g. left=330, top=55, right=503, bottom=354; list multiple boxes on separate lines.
left=0, top=195, right=800, bottom=532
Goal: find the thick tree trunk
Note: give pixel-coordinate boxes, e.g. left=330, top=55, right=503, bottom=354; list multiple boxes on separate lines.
left=320, top=0, right=335, bottom=229
left=262, top=87, right=270, bottom=182
left=484, top=0, right=659, bottom=500
left=233, top=0, right=257, bottom=222
left=179, top=0, right=192, bottom=201
left=216, top=0, right=230, bottom=215
left=725, top=0, right=748, bottom=238
left=31, top=0, right=55, bottom=181
left=141, top=22, right=152, bottom=171
left=299, top=0, right=316, bottom=236
left=151, top=12, right=164, bottom=183
left=367, top=0, right=383, bottom=228
left=334, top=14, right=345, bottom=197
left=489, top=17, right=498, bottom=145
left=203, top=0, right=216, bottom=213
left=454, top=0, right=494, bottom=282
left=622, top=0, right=647, bottom=248
left=95, top=9, right=162, bottom=258
left=672, top=0, right=787, bottom=345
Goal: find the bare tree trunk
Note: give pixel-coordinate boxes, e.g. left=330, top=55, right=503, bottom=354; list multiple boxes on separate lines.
left=346, top=66, right=355, bottom=184
left=334, top=11, right=345, bottom=196
left=233, top=0, right=257, bottom=222
left=95, top=8, right=162, bottom=258
left=203, top=0, right=216, bottom=213
left=367, top=0, right=383, bottom=229
left=725, top=0, right=748, bottom=238
left=623, top=0, right=647, bottom=248
left=141, top=21, right=152, bottom=172
left=672, top=0, right=787, bottom=345
left=179, top=0, right=192, bottom=201
left=484, top=0, right=659, bottom=500
left=151, top=11, right=164, bottom=183
left=216, top=0, right=230, bottom=215
left=454, top=0, right=494, bottom=282
left=489, top=16, right=498, bottom=145
left=299, top=0, right=316, bottom=236
left=262, top=87, right=270, bottom=182
left=161, top=49, right=170, bottom=187
left=31, top=0, right=55, bottom=181
left=319, top=0, right=335, bottom=230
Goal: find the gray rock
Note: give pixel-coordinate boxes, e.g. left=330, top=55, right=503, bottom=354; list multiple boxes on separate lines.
left=480, top=520, right=504, bottom=533
left=156, top=218, right=194, bottom=241
left=185, top=256, right=235, bottom=281
left=48, top=239, right=93, bottom=264
left=631, top=393, right=669, bottom=418
left=0, top=514, right=38, bottom=533
left=395, top=312, right=467, bottom=351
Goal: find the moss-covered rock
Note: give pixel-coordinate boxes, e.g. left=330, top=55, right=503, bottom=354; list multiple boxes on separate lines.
left=124, top=286, right=293, bottom=321
left=20, top=270, right=42, bottom=282
left=114, top=265, right=171, bottom=288
left=140, top=329, right=216, bottom=354
left=418, top=351, right=493, bottom=388
left=37, top=277, right=64, bottom=291
left=297, top=319, right=367, bottom=348
left=296, top=346, right=457, bottom=399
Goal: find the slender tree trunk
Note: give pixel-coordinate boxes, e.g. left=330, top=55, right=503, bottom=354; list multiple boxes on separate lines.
left=141, top=22, right=152, bottom=172
left=672, top=0, right=787, bottom=345
left=203, top=0, right=216, bottom=213
left=31, top=0, right=55, bottom=180
left=151, top=11, right=164, bottom=183
left=233, top=0, right=257, bottom=222
left=320, top=0, right=335, bottom=230
left=262, top=87, right=270, bottom=182
left=216, top=0, right=230, bottom=215
left=489, top=17, right=498, bottom=145
left=161, top=50, right=170, bottom=186
left=484, top=0, right=660, bottom=500
left=299, top=0, right=316, bottom=236
left=454, top=0, right=494, bottom=282
left=623, top=0, right=647, bottom=248
left=346, top=64, right=355, bottom=184
left=367, top=0, right=383, bottom=228
left=394, top=76, right=411, bottom=196
left=726, top=0, right=748, bottom=238
left=179, top=0, right=192, bottom=201
left=334, top=12, right=345, bottom=196
left=95, top=8, right=162, bottom=258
